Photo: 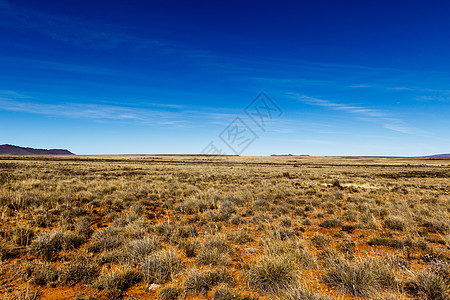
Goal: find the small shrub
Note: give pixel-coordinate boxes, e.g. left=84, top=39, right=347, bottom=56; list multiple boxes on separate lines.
left=33, top=213, right=55, bottom=228
left=282, top=284, right=330, bottom=300
left=184, top=269, right=234, bottom=296
left=280, top=217, right=292, bottom=227
left=130, top=204, right=144, bottom=215
left=123, top=237, right=162, bottom=264
left=176, top=225, right=198, bottom=238
left=28, top=263, right=60, bottom=286
left=141, top=249, right=184, bottom=284
left=311, top=235, right=329, bottom=248
left=294, top=250, right=317, bottom=269
left=29, top=231, right=65, bottom=261
left=319, top=218, right=342, bottom=228
left=92, top=268, right=142, bottom=292
left=178, top=240, right=198, bottom=258
left=174, top=199, right=208, bottom=214
left=408, top=271, right=448, bottom=300
left=323, top=256, right=396, bottom=297
left=332, top=179, right=341, bottom=188
left=369, top=234, right=404, bottom=249
left=10, top=228, right=34, bottom=246
left=246, top=255, right=297, bottom=293
left=196, top=248, right=231, bottom=266
left=204, top=235, right=233, bottom=254
left=87, top=227, right=124, bottom=253
left=75, top=216, right=93, bottom=238
left=383, top=217, right=406, bottom=231
left=430, top=261, right=450, bottom=285
left=230, top=214, right=245, bottom=225
left=422, top=220, right=449, bottom=234
left=158, top=286, right=180, bottom=300
left=227, top=229, right=254, bottom=244
left=60, top=256, right=100, bottom=285
left=212, top=286, right=240, bottom=300
left=338, top=241, right=356, bottom=258
left=341, top=224, right=356, bottom=233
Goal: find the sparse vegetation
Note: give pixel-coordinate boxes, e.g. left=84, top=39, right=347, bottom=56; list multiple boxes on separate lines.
left=0, top=155, right=449, bottom=299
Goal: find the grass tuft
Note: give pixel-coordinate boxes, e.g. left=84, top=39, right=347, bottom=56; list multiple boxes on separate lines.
left=246, top=255, right=297, bottom=294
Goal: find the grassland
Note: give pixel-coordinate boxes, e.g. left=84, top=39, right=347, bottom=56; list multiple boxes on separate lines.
left=0, top=155, right=449, bottom=300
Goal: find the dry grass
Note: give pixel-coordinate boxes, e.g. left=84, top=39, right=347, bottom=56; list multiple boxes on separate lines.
left=0, top=155, right=449, bottom=299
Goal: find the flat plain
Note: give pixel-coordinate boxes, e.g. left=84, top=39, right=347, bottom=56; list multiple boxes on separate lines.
left=0, top=155, right=449, bottom=300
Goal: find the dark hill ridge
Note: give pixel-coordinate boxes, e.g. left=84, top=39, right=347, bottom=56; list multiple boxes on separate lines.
left=0, top=144, right=74, bottom=155
left=424, top=154, right=450, bottom=158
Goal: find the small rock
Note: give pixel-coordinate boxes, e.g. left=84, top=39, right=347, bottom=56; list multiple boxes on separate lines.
left=148, top=283, right=161, bottom=290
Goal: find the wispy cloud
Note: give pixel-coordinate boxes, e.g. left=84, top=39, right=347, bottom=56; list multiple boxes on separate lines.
left=290, top=93, right=423, bottom=135
left=0, top=90, right=236, bottom=127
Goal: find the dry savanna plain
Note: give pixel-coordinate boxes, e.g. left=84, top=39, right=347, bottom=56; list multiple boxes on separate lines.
left=0, top=155, right=449, bottom=300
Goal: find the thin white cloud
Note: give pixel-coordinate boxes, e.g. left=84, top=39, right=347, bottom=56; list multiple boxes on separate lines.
left=290, top=93, right=424, bottom=135
left=0, top=90, right=237, bottom=127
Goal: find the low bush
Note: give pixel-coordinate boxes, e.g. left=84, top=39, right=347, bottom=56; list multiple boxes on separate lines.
left=383, top=217, right=406, bottom=231
left=158, top=286, right=181, bottom=300
left=323, top=256, right=396, bottom=297
left=87, top=227, right=124, bottom=253
left=141, top=249, right=184, bottom=284
left=60, top=256, right=100, bottom=285
left=123, top=237, right=162, bottom=264
left=184, top=269, right=234, bottom=296
left=92, top=268, right=142, bottom=292
left=9, top=228, right=34, bottom=246
left=27, top=262, right=60, bottom=286
left=319, top=218, right=342, bottom=229
left=174, top=198, right=208, bottom=214
left=407, top=271, right=448, bottom=300
left=246, top=255, right=297, bottom=294
left=282, top=284, right=330, bottom=300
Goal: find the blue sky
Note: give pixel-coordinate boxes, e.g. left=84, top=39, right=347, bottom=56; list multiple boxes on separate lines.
left=0, top=0, right=449, bottom=155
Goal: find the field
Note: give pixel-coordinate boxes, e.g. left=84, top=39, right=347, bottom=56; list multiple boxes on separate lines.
left=0, top=155, right=449, bottom=300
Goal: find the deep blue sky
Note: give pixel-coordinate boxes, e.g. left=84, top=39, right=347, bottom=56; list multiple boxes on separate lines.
left=1, top=0, right=449, bottom=155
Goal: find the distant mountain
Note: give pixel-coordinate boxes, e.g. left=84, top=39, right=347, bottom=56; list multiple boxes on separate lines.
left=424, top=153, right=450, bottom=158
left=271, top=154, right=310, bottom=157
left=0, top=144, right=74, bottom=155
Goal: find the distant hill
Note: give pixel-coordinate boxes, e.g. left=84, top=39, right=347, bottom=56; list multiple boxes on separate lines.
left=0, top=144, right=74, bottom=155
left=271, top=154, right=310, bottom=157
left=424, top=153, right=450, bottom=158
